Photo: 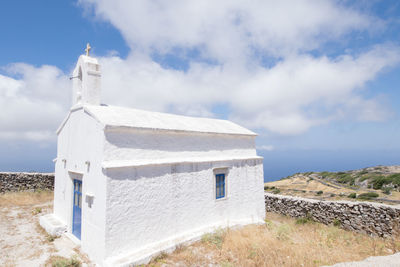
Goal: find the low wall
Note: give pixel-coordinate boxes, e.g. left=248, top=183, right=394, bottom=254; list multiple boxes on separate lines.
left=0, top=172, right=54, bottom=193
left=265, top=193, right=400, bottom=237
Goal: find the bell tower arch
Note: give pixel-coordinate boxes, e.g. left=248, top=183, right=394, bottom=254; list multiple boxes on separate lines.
left=71, top=44, right=101, bottom=106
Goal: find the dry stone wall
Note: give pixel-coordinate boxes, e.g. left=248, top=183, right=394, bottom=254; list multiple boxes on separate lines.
left=265, top=193, right=400, bottom=237
left=0, top=172, right=54, bottom=193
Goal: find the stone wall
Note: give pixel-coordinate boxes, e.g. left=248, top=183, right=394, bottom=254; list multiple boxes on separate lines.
left=0, top=172, right=54, bottom=193
left=265, top=193, right=400, bottom=237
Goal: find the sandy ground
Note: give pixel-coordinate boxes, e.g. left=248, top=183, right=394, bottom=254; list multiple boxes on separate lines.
left=0, top=200, right=91, bottom=267
left=326, top=253, right=400, bottom=267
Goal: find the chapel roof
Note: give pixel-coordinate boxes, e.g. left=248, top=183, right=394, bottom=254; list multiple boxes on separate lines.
left=83, top=104, right=257, bottom=136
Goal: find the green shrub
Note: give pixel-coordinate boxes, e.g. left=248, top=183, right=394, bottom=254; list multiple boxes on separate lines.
left=359, top=175, right=370, bottom=182
left=295, top=217, right=309, bottom=224
left=382, top=187, right=392, bottom=195
left=366, top=173, right=400, bottom=190
left=371, top=175, right=391, bottom=189
left=335, top=173, right=356, bottom=185
left=50, top=256, right=81, bottom=267
left=320, top=171, right=333, bottom=178
left=295, top=213, right=314, bottom=225
left=264, top=219, right=273, bottom=228
left=45, top=233, right=60, bottom=242
left=320, top=171, right=329, bottom=176
left=32, top=207, right=42, bottom=215
left=333, top=219, right=341, bottom=227
left=388, top=173, right=400, bottom=186
left=201, top=229, right=226, bottom=249
left=264, top=185, right=269, bottom=190
left=357, top=192, right=379, bottom=200
left=316, top=191, right=323, bottom=195
left=348, top=193, right=357, bottom=199
left=319, top=171, right=350, bottom=183
left=221, top=262, right=234, bottom=267
left=153, top=252, right=168, bottom=263
left=272, top=188, right=281, bottom=194
left=276, top=224, right=291, bottom=240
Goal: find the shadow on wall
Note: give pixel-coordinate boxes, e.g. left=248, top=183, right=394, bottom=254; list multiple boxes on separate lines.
left=104, top=159, right=262, bottom=181
left=105, top=129, right=254, bottom=153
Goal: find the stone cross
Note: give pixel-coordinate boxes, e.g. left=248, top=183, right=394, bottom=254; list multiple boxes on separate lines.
left=85, top=43, right=91, bottom=56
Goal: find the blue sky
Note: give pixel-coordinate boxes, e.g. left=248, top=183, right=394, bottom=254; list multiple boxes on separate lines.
left=0, top=1, right=399, bottom=181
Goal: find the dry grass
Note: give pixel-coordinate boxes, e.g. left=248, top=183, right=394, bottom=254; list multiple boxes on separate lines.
left=2, top=261, right=16, bottom=267
left=148, top=212, right=400, bottom=267
left=0, top=190, right=53, bottom=207
left=72, top=247, right=92, bottom=266
left=44, top=255, right=81, bottom=267
left=35, top=221, right=60, bottom=244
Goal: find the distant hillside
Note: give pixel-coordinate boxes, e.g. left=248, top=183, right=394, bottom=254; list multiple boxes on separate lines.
left=264, top=165, right=400, bottom=205
left=290, top=165, right=400, bottom=190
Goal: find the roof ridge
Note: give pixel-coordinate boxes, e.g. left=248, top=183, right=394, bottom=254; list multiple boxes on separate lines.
left=58, top=104, right=257, bottom=136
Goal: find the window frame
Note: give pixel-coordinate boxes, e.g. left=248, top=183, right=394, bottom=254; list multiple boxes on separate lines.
left=215, top=173, right=226, bottom=199
left=213, top=167, right=229, bottom=201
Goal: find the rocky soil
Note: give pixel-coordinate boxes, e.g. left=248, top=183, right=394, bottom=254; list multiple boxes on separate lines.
left=0, top=197, right=91, bottom=266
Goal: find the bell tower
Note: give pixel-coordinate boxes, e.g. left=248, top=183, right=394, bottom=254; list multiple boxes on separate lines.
left=71, top=43, right=101, bottom=106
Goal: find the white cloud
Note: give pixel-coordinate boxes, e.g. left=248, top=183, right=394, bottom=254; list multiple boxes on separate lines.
left=0, top=64, right=70, bottom=141
left=0, top=1, right=398, bottom=141
left=79, top=0, right=377, bottom=61
left=257, top=145, right=274, bottom=151
left=80, top=0, right=399, bottom=135
left=98, top=44, right=399, bottom=135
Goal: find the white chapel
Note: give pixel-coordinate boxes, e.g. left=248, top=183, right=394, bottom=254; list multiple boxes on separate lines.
left=40, top=47, right=265, bottom=266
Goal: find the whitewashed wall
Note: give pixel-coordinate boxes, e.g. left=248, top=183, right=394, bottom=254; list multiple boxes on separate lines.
left=103, top=128, right=257, bottom=163
left=55, top=109, right=264, bottom=266
left=103, top=158, right=265, bottom=265
left=54, top=108, right=107, bottom=264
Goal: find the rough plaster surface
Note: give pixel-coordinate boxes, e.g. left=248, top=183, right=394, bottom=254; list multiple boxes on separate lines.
left=104, top=158, right=265, bottom=266
left=71, top=55, right=101, bottom=106
left=40, top=214, right=67, bottom=236
left=103, top=128, right=257, bottom=166
left=55, top=107, right=265, bottom=266
left=54, top=107, right=107, bottom=264
left=265, top=193, right=400, bottom=237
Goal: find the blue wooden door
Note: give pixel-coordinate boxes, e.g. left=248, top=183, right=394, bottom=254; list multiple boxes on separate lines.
left=72, top=179, right=82, bottom=240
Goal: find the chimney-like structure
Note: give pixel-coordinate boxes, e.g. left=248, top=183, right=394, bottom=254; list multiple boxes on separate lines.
left=71, top=55, right=101, bottom=106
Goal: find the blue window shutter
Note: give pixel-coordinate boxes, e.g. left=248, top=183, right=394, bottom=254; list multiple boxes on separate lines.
left=216, top=173, right=225, bottom=199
